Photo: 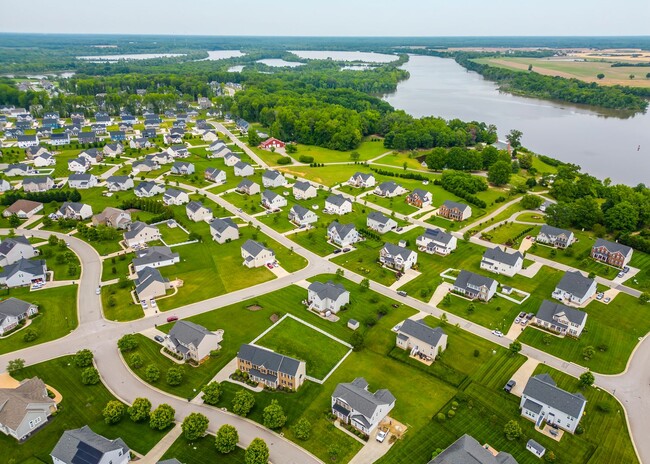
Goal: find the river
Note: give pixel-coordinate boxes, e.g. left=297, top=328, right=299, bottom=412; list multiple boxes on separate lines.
left=383, top=55, right=650, bottom=185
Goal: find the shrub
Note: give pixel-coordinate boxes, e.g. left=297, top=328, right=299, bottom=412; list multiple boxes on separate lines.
left=149, top=404, right=175, bottom=430
left=145, top=364, right=161, bottom=383
left=232, top=390, right=255, bottom=417
left=447, top=410, right=455, bottom=418
left=596, top=401, right=613, bottom=413
left=201, top=381, right=222, bottom=405
left=23, top=328, right=39, bottom=342
left=74, top=349, right=94, bottom=367
left=276, top=157, right=292, bottom=165
left=117, top=334, right=138, bottom=352
left=81, top=367, right=100, bottom=385
left=436, top=413, right=446, bottom=422
left=129, top=353, right=143, bottom=369
left=292, top=418, right=312, bottom=440
left=298, top=155, right=314, bottom=163
left=102, top=400, right=126, bottom=424
left=262, top=400, right=287, bottom=429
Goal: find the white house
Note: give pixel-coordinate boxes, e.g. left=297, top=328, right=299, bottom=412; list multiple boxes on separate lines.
left=2, top=199, right=43, bottom=219
left=533, top=300, right=588, bottom=338
left=33, top=153, right=55, bottom=167
left=452, top=270, right=498, bottom=302
left=186, top=201, right=213, bottom=222
left=379, top=242, right=418, bottom=271
left=164, top=320, right=222, bottom=362
left=0, top=236, right=38, bottom=267
left=307, top=281, right=350, bottom=314
left=396, top=319, right=447, bottom=360
left=236, top=179, right=260, bottom=195
left=103, top=143, right=123, bottom=157
left=22, top=176, right=54, bottom=193
left=5, top=163, right=35, bottom=177
left=366, top=211, right=397, bottom=234
left=552, top=270, right=597, bottom=306
left=348, top=172, right=375, bottom=188
left=210, top=217, right=240, bottom=244
left=241, top=239, right=275, bottom=268
left=134, top=267, right=170, bottom=301
left=55, top=202, right=93, bottom=221
left=327, top=222, right=360, bottom=248
left=106, top=176, right=134, bottom=192
left=261, top=189, right=287, bottom=210
left=51, top=426, right=129, bottom=464
left=163, top=188, right=190, bottom=206
left=520, top=373, right=587, bottom=434
left=331, top=378, right=395, bottom=435
left=67, top=174, right=98, bottom=189
left=293, top=181, right=317, bottom=200
left=0, top=377, right=56, bottom=441
left=374, top=181, right=407, bottom=198
left=132, top=246, right=180, bottom=273
left=204, top=167, right=227, bottom=184
left=537, top=225, right=575, bottom=249
left=0, top=259, right=47, bottom=288
left=49, top=132, right=70, bottom=146
left=0, top=298, right=39, bottom=335
left=233, top=161, right=254, bottom=177
left=134, top=181, right=165, bottom=198
left=67, top=157, right=89, bottom=173
left=325, top=194, right=352, bottom=215
left=17, top=134, right=39, bottom=148
left=170, top=161, right=195, bottom=175
left=123, top=221, right=161, bottom=248
left=288, top=204, right=318, bottom=226
left=416, top=228, right=456, bottom=255
left=224, top=152, right=241, bottom=166
left=262, top=169, right=287, bottom=188
left=480, top=247, right=524, bottom=277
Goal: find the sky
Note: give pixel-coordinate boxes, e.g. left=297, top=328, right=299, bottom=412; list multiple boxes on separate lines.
left=1, top=0, right=649, bottom=36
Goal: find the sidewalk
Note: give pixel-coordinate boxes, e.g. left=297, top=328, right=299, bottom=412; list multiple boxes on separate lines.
left=138, top=424, right=183, bottom=464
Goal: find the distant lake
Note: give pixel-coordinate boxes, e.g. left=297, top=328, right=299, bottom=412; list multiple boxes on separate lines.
left=76, top=53, right=184, bottom=61
left=257, top=59, right=304, bottom=68
left=384, top=55, right=650, bottom=185
left=291, top=50, right=397, bottom=63
left=228, top=65, right=245, bottom=73
left=204, top=50, right=246, bottom=60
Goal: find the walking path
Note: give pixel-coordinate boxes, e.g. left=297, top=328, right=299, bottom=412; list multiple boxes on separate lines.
left=138, top=424, right=183, bottom=464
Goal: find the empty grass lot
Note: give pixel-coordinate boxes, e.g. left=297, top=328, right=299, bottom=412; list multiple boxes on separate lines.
left=256, top=316, right=350, bottom=379
left=626, top=251, right=650, bottom=292
left=4, top=356, right=166, bottom=463
left=0, top=285, right=78, bottom=355
left=518, top=293, right=649, bottom=374
left=158, top=221, right=190, bottom=245
left=161, top=434, right=246, bottom=464
left=101, top=252, right=132, bottom=281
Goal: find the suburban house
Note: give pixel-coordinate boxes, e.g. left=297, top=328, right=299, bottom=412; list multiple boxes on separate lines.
left=170, top=161, right=195, bottom=175
left=17, top=134, right=39, bottom=148
left=129, top=137, right=150, bottom=149
left=204, top=167, right=227, bottom=184
left=331, top=378, right=395, bottom=435
left=438, top=200, right=472, bottom=221
left=233, top=161, right=254, bottom=177
left=452, top=270, right=498, bottom=302
left=2, top=200, right=43, bottom=219
left=210, top=217, right=240, bottom=244
left=327, top=221, right=360, bottom=248
left=67, top=173, right=98, bottom=189
left=533, top=300, right=588, bottom=337
left=366, top=211, right=397, bottom=234
left=374, top=181, right=407, bottom=198
left=537, top=225, right=575, bottom=249
left=106, top=176, right=134, bottom=192
left=0, top=179, right=11, bottom=193
left=261, top=189, right=287, bottom=210
left=23, top=176, right=54, bottom=193
left=163, top=188, right=190, bottom=206
left=406, top=189, right=433, bottom=208
left=480, top=247, right=524, bottom=277
left=236, top=179, right=260, bottom=195
left=236, top=344, right=306, bottom=390
left=132, top=246, right=180, bottom=273
left=552, top=270, right=597, bottom=306
left=259, top=137, right=286, bottom=150
left=208, top=145, right=232, bottom=159
left=591, top=238, right=633, bottom=268
left=33, top=153, right=55, bottom=167
left=77, top=131, right=97, bottom=144
left=164, top=321, right=222, bottom=363
left=51, top=426, right=130, bottom=464
left=124, top=221, right=161, bottom=248
left=186, top=201, right=213, bottom=222
left=0, top=298, right=38, bottom=336
left=348, top=172, right=375, bottom=188
left=520, top=373, right=587, bottom=434
left=5, top=163, right=36, bottom=177
left=380, top=242, right=418, bottom=271
left=146, top=152, right=172, bottom=165
left=262, top=170, right=287, bottom=188
left=428, top=435, right=519, bottom=464
left=0, top=259, right=47, bottom=288
left=55, top=202, right=93, bottom=221
left=103, top=143, right=123, bottom=157
left=132, top=160, right=159, bottom=173
left=325, top=194, right=353, bottom=215
left=109, top=130, right=126, bottom=141
left=236, top=119, right=250, bottom=134
left=416, top=228, right=457, bottom=255
left=241, top=240, right=275, bottom=268
left=134, top=267, right=170, bottom=302
left=396, top=319, right=447, bottom=360
left=288, top=204, right=318, bottom=226
left=0, top=377, right=56, bottom=441
left=135, top=181, right=165, bottom=198
left=78, top=148, right=102, bottom=165
left=67, top=157, right=90, bottom=173
left=224, top=152, right=241, bottom=166
left=92, top=207, right=132, bottom=230
left=49, top=132, right=70, bottom=146
left=0, top=236, right=38, bottom=266
left=293, top=181, right=318, bottom=200
left=539, top=200, right=553, bottom=212
left=307, top=280, right=350, bottom=314
left=25, top=145, right=49, bottom=160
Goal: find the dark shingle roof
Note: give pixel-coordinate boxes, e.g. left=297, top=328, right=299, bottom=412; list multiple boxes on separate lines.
left=454, top=270, right=497, bottom=291
left=482, top=247, right=523, bottom=266
left=210, top=217, right=237, bottom=234
left=556, top=271, right=595, bottom=299
left=399, top=319, right=445, bottom=347
left=168, top=320, right=213, bottom=348
left=540, top=224, right=572, bottom=237
left=308, top=280, right=348, bottom=301
left=419, top=228, right=454, bottom=245
left=428, top=434, right=519, bottom=464
left=536, top=300, right=587, bottom=327
left=326, top=194, right=351, bottom=207
left=442, top=200, right=470, bottom=212
left=328, top=221, right=356, bottom=238
left=522, top=374, right=586, bottom=419
left=51, top=426, right=129, bottom=464
left=593, top=238, right=632, bottom=256
left=237, top=343, right=302, bottom=376
left=332, top=377, right=395, bottom=420
left=133, top=246, right=179, bottom=268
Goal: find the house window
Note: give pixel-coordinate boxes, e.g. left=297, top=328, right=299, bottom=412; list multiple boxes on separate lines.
left=29, top=416, right=42, bottom=429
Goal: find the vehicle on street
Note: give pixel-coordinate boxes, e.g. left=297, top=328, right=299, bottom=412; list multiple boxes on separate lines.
left=96, top=287, right=101, bottom=295
left=376, top=430, right=388, bottom=443
left=492, top=330, right=504, bottom=337
left=504, top=379, right=516, bottom=393
left=166, top=315, right=178, bottom=322
left=154, top=335, right=164, bottom=343
left=397, top=290, right=407, bottom=297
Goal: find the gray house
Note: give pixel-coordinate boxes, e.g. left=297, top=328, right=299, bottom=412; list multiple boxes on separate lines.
left=0, top=259, right=47, bottom=288
left=480, top=247, right=524, bottom=277
left=396, top=319, right=447, bottom=360
left=552, top=270, right=597, bottom=306
left=0, top=298, right=38, bottom=336
left=210, top=217, right=240, bottom=244
left=325, top=194, right=352, bottom=215
left=288, top=204, right=318, bottom=226
left=164, top=321, right=222, bottom=362
left=124, top=221, right=161, bottom=248
left=135, top=181, right=165, bottom=198
left=307, top=280, right=350, bottom=314
left=0, top=236, right=38, bottom=267
left=374, top=181, right=406, bottom=198
left=534, top=299, right=588, bottom=337
left=261, top=189, right=287, bottom=210
left=171, top=161, right=195, bottom=175
left=537, top=225, right=575, bottom=249
left=452, top=270, right=498, bottom=302
left=132, top=246, right=180, bottom=273
left=0, top=377, right=56, bottom=441
left=51, top=426, right=130, bottom=464
left=428, top=434, right=519, bottom=464
left=262, top=169, right=287, bottom=188
left=416, top=228, right=457, bottom=255
left=379, top=242, right=418, bottom=271
left=67, top=173, right=98, bottom=189
left=327, top=221, right=360, bottom=248
left=236, top=179, right=260, bottom=195
left=366, top=211, right=397, bottom=234
left=135, top=267, right=170, bottom=302
left=186, top=201, right=213, bottom=222
left=106, top=176, right=134, bottom=192
left=293, top=180, right=317, bottom=200
left=331, top=378, right=395, bottom=434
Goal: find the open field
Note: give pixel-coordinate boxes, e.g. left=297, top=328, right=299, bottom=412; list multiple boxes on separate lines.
left=4, top=356, right=166, bottom=462
left=161, top=434, right=246, bottom=464
left=474, top=56, right=650, bottom=87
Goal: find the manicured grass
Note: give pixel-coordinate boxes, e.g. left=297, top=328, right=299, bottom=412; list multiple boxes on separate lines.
left=289, top=139, right=390, bottom=164
left=256, top=316, right=350, bottom=379
left=516, top=212, right=546, bottom=223
left=367, top=193, right=419, bottom=216
left=289, top=226, right=339, bottom=257
left=158, top=221, right=190, bottom=245
left=0, top=285, right=78, bottom=355
left=37, top=243, right=82, bottom=280
left=161, top=435, right=247, bottom=464
left=101, top=283, right=142, bottom=321
left=124, top=334, right=226, bottom=399
left=256, top=210, right=296, bottom=233
left=278, top=164, right=365, bottom=187
left=101, top=252, right=133, bottom=281
left=373, top=151, right=426, bottom=170
left=518, top=293, right=650, bottom=374
left=626, top=251, right=650, bottom=292
left=483, top=222, right=537, bottom=246
left=4, top=356, right=166, bottom=462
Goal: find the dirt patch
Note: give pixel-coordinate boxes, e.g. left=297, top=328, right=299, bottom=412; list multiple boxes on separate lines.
left=246, top=304, right=263, bottom=311
left=269, top=313, right=280, bottom=323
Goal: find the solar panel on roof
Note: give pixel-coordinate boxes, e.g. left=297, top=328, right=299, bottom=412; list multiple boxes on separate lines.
left=72, top=442, right=103, bottom=464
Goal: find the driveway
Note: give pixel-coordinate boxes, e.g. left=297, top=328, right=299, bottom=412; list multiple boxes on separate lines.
left=508, top=358, right=540, bottom=397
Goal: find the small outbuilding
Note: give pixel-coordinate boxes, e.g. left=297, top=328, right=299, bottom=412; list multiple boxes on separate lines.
left=348, top=319, right=360, bottom=331
left=526, top=439, right=546, bottom=458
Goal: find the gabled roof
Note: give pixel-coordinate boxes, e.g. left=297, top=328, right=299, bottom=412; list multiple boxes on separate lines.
left=593, top=238, right=632, bottom=256
left=168, top=320, right=214, bottom=348
left=262, top=189, right=282, bottom=202
left=262, top=169, right=283, bottom=180
left=540, top=224, right=573, bottom=237
left=352, top=172, right=374, bottom=181
left=186, top=201, right=210, bottom=214
left=382, top=242, right=414, bottom=260
left=0, top=236, right=33, bottom=256
left=135, top=267, right=168, bottom=295
left=418, top=228, right=454, bottom=245
left=51, top=426, right=129, bottom=464
left=376, top=181, right=401, bottom=194
left=164, top=188, right=186, bottom=199
left=107, top=175, right=131, bottom=185
left=326, top=194, right=351, bottom=207
left=124, top=221, right=157, bottom=240
left=0, top=259, right=46, bottom=279
left=441, top=200, right=470, bottom=212
left=238, top=343, right=302, bottom=376
left=454, top=270, right=497, bottom=290
left=399, top=319, right=445, bottom=347
left=290, top=204, right=313, bottom=220
left=293, top=180, right=313, bottom=192
left=556, top=271, right=595, bottom=299
left=308, top=280, right=348, bottom=301
left=409, top=188, right=430, bottom=199
left=482, top=247, right=523, bottom=266
left=210, top=217, right=238, bottom=234
left=241, top=239, right=273, bottom=257
left=0, top=298, right=35, bottom=324
left=332, top=377, right=395, bottom=420
left=367, top=211, right=393, bottom=226
left=234, top=161, right=251, bottom=170
left=536, top=299, right=587, bottom=327
left=522, top=374, right=587, bottom=419
left=68, top=173, right=94, bottom=182
left=135, top=181, right=162, bottom=194
left=428, top=434, right=519, bottom=464
left=4, top=199, right=43, bottom=214
left=0, top=377, right=54, bottom=431
left=328, top=221, right=356, bottom=238
left=237, top=179, right=255, bottom=189
left=133, top=246, right=179, bottom=268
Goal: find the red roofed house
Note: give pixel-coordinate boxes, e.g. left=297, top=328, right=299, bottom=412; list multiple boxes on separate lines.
left=259, top=138, right=286, bottom=150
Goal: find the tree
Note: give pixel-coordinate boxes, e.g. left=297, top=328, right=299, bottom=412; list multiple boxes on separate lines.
left=23, top=328, right=38, bottom=342
left=605, top=201, right=639, bottom=232
left=583, top=345, right=596, bottom=360
left=245, top=438, right=269, bottom=464
left=597, top=73, right=605, bottom=80
left=81, top=367, right=100, bottom=385
left=182, top=412, right=209, bottom=440
left=579, top=371, right=595, bottom=389
left=117, top=334, right=138, bottom=352
left=166, top=367, right=184, bottom=386
left=509, top=341, right=522, bottom=356
left=488, top=160, right=512, bottom=186
left=129, top=353, right=143, bottom=369
left=128, top=397, right=152, bottom=422
left=292, top=418, right=312, bottom=440
left=262, top=400, right=287, bottom=429
left=232, top=390, right=255, bottom=417
left=629, top=74, right=635, bottom=80
left=349, top=151, right=360, bottom=161
left=215, top=424, right=239, bottom=454
left=359, top=278, right=370, bottom=292
left=145, top=364, right=161, bottom=383
left=103, top=400, right=126, bottom=424
left=247, top=130, right=261, bottom=147
left=149, top=404, right=175, bottom=430
left=506, top=129, right=523, bottom=152
left=504, top=420, right=522, bottom=440
left=350, top=331, right=365, bottom=351
left=518, top=153, right=534, bottom=170
left=520, top=194, right=543, bottom=210
left=8, top=214, right=20, bottom=228
left=74, top=349, right=94, bottom=368
left=6, top=358, right=25, bottom=374
left=201, top=381, right=222, bottom=406
left=573, top=196, right=603, bottom=229
left=285, top=143, right=297, bottom=154
left=426, top=147, right=449, bottom=170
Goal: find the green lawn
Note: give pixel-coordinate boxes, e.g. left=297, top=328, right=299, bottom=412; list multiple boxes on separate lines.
left=38, top=243, right=82, bottom=280
left=161, top=434, right=246, bottom=464
left=626, top=251, right=650, bottom=292
left=289, top=139, right=389, bottom=164
left=372, top=151, right=426, bottom=170
left=101, top=252, right=133, bottom=281
left=483, top=222, right=538, bottom=246
left=278, top=164, right=365, bottom=187
left=101, top=283, right=142, bottom=321
left=516, top=212, right=546, bottom=223
left=256, top=210, right=296, bottom=233
left=518, top=293, right=649, bottom=374
left=256, top=316, right=350, bottom=379
left=0, top=285, right=78, bottom=355
left=158, top=222, right=190, bottom=245
left=4, top=356, right=166, bottom=463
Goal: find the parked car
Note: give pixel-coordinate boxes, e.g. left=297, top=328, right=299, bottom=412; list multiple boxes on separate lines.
left=515, top=317, right=521, bottom=324
left=604, top=297, right=611, bottom=303
left=332, top=249, right=342, bottom=254
left=617, top=271, right=625, bottom=278
left=596, top=293, right=604, bottom=300
left=151, top=299, right=157, bottom=308
left=397, top=290, right=407, bottom=297
left=141, top=300, right=148, bottom=309
left=95, top=287, right=101, bottom=295
left=518, top=312, right=526, bottom=319
left=154, top=335, right=164, bottom=343
left=342, top=248, right=351, bottom=252
left=492, top=330, right=504, bottom=337
left=266, top=263, right=274, bottom=269
left=624, top=266, right=630, bottom=273
left=504, top=379, right=516, bottom=393
left=166, top=315, right=178, bottom=322
left=376, top=430, right=388, bottom=443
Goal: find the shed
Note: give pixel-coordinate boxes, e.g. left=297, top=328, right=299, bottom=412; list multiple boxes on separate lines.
left=526, top=438, right=546, bottom=458
left=348, top=319, right=360, bottom=330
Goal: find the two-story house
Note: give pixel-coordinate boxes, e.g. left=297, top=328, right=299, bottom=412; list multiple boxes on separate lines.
left=0, top=377, right=56, bottom=441
left=134, top=267, right=170, bottom=302
left=170, top=161, right=195, bottom=175
left=236, top=179, right=260, bottom=196
left=348, top=172, right=375, bottom=188
left=51, top=426, right=130, bottom=464
left=92, top=207, right=132, bottom=230
left=23, top=176, right=54, bottom=193
left=293, top=181, right=317, bottom=200
left=406, top=189, right=432, bottom=208
left=438, top=200, right=472, bottom=221
left=416, top=228, right=457, bottom=255
left=241, top=240, right=275, bottom=268
left=67, top=174, right=98, bottom=190
left=186, top=201, right=213, bottom=222
left=327, top=222, right=360, bottom=248
left=55, top=202, right=93, bottom=221
left=233, top=161, right=254, bottom=177
left=135, top=181, right=165, bottom=198
left=0, top=236, right=38, bottom=266
left=288, top=205, right=318, bottom=227
left=552, top=270, right=596, bottom=306
left=366, top=211, right=397, bottom=234
left=307, top=281, right=350, bottom=314
left=374, top=181, right=407, bottom=198
left=262, top=170, right=287, bottom=188
left=537, top=225, right=575, bottom=249
left=123, top=221, right=161, bottom=248
left=210, top=217, right=240, bottom=244
left=480, top=247, right=524, bottom=277
left=452, top=270, right=498, bottom=302
left=163, top=188, right=190, bottom=206
left=379, top=243, right=418, bottom=271
left=591, top=238, right=633, bottom=269
left=325, top=194, right=353, bottom=215
left=533, top=300, right=588, bottom=337
left=204, top=167, right=227, bottom=184
left=164, top=321, right=222, bottom=362
left=106, top=176, right=134, bottom=192
left=331, top=378, right=395, bottom=435
left=396, top=318, right=447, bottom=360
left=261, top=190, right=287, bottom=210
left=132, top=246, right=180, bottom=273
left=236, top=344, right=306, bottom=390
